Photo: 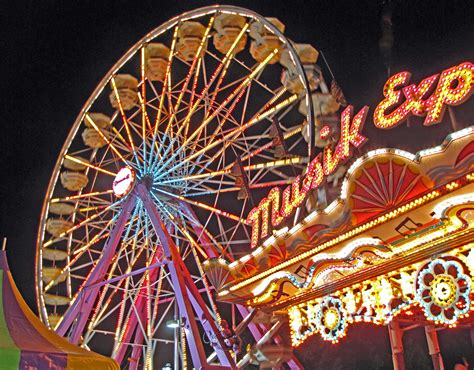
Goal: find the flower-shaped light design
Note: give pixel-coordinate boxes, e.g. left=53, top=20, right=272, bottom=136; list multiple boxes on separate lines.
left=316, top=296, right=347, bottom=342
left=415, top=258, right=471, bottom=324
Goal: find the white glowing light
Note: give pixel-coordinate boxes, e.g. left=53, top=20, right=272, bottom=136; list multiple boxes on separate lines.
left=251, top=271, right=290, bottom=296
left=113, top=167, right=135, bottom=197
left=433, top=193, right=474, bottom=219
left=312, top=237, right=384, bottom=262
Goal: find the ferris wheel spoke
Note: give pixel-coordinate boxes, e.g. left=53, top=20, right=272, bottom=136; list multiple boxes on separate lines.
left=184, top=59, right=204, bottom=141
left=60, top=200, right=122, bottom=239
left=151, top=96, right=233, bottom=177
left=148, top=26, right=179, bottom=169
left=50, top=190, right=114, bottom=203
left=185, top=178, right=296, bottom=199
left=206, top=49, right=277, bottom=97
left=158, top=204, right=209, bottom=260
left=159, top=83, right=293, bottom=180
left=227, top=123, right=303, bottom=171
left=178, top=23, right=249, bottom=139
left=157, top=47, right=280, bottom=176
left=204, top=56, right=233, bottom=118
left=139, top=47, right=149, bottom=166
left=196, top=84, right=250, bottom=159
left=42, top=204, right=120, bottom=250
left=164, top=16, right=214, bottom=138
left=191, top=49, right=279, bottom=141
left=85, top=113, right=131, bottom=166
left=73, top=230, right=112, bottom=256
left=151, top=188, right=249, bottom=226
left=179, top=203, right=231, bottom=260
left=64, top=155, right=117, bottom=177
left=110, top=78, right=140, bottom=167
left=205, top=23, right=250, bottom=117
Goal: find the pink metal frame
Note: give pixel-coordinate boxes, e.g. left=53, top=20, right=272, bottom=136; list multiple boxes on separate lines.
left=56, top=183, right=237, bottom=368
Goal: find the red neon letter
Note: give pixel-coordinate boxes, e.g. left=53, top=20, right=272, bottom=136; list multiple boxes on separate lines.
left=323, top=106, right=368, bottom=175
left=373, top=72, right=412, bottom=129
left=424, top=62, right=474, bottom=125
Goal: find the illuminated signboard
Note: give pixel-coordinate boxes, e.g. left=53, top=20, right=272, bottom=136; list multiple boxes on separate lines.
left=247, top=62, right=474, bottom=248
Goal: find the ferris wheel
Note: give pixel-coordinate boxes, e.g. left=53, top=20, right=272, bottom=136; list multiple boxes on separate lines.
left=34, top=5, right=334, bottom=368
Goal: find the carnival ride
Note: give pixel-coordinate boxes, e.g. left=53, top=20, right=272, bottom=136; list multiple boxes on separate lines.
left=217, top=68, right=474, bottom=369
left=34, top=5, right=342, bottom=369
left=32, top=4, right=474, bottom=370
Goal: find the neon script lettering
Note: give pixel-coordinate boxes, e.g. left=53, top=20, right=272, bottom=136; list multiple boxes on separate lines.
left=247, top=61, right=474, bottom=249
left=374, top=62, right=474, bottom=128
left=247, top=106, right=369, bottom=248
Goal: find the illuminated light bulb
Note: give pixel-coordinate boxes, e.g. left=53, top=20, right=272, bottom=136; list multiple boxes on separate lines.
left=342, top=291, right=357, bottom=314
left=424, top=62, right=474, bottom=125
left=373, top=71, right=413, bottom=129
left=466, top=246, right=474, bottom=275
left=320, top=125, right=331, bottom=140
left=400, top=272, right=414, bottom=297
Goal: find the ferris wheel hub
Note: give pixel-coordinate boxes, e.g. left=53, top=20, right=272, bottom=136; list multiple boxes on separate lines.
left=140, top=174, right=154, bottom=191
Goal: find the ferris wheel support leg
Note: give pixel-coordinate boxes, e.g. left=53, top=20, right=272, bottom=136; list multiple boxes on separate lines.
left=180, top=205, right=302, bottom=368
left=236, top=305, right=265, bottom=340
left=113, top=298, right=142, bottom=364
left=180, top=204, right=302, bottom=368
left=128, top=328, right=145, bottom=370
left=114, top=255, right=162, bottom=364
left=184, top=278, right=237, bottom=367
left=113, top=279, right=148, bottom=364
left=138, top=184, right=237, bottom=369
left=56, top=195, right=137, bottom=342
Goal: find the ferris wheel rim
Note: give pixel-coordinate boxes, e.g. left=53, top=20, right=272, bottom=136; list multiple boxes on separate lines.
left=34, top=5, right=316, bottom=366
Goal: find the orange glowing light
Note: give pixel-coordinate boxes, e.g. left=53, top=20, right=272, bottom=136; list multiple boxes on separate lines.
left=374, top=62, right=474, bottom=128
left=246, top=62, right=473, bottom=249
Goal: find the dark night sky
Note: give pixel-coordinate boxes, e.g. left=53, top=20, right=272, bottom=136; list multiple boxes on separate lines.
left=1, top=0, right=474, bottom=368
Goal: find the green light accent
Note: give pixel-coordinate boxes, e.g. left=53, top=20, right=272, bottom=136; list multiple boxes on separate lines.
left=0, top=271, right=21, bottom=369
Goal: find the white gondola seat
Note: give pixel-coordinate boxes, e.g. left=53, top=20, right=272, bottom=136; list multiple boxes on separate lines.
left=249, top=17, right=285, bottom=64
left=213, top=13, right=247, bottom=55
left=177, top=21, right=206, bottom=61
left=145, top=43, right=170, bottom=81
left=109, top=74, right=138, bottom=110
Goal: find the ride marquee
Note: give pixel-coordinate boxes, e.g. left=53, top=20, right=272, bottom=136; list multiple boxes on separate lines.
left=247, top=62, right=474, bottom=248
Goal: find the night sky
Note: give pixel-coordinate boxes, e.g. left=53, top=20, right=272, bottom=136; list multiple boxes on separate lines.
left=1, top=0, right=474, bottom=368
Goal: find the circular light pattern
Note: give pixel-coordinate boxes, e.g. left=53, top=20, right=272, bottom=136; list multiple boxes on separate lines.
left=415, top=258, right=471, bottom=324
left=430, top=274, right=456, bottom=307
left=323, top=307, right=339, bottom=330
left=112, top=167, right=135, bottom=197
left=316, top=296, right=347, bottom=342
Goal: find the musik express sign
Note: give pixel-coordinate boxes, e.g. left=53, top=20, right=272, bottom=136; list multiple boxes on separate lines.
left=247, top=62, right=474, bottom=248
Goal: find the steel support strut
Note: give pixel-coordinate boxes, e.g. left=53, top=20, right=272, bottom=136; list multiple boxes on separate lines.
left=425, top=325, right=444, bottom=370
left=137, top=183, right=237, bottom=369
left=388, top=320, right=406, bottom=370
left=56, top=195, right=137, bottom=342
left=113, top=256, right=163, bottom=365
